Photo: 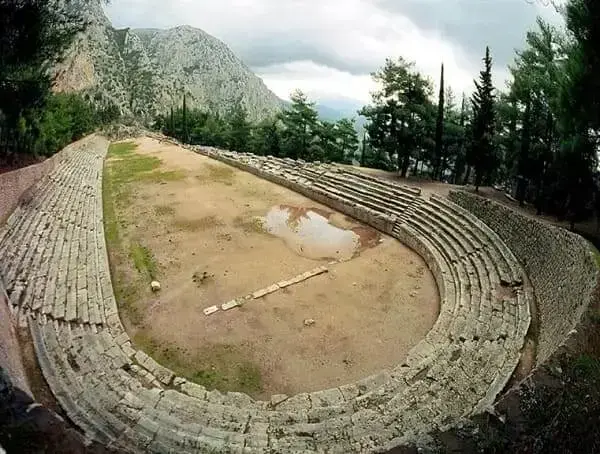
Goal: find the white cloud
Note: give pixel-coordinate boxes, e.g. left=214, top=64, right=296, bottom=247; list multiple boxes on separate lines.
left=104, top=0, right=561, bottom=106
left=256, top=61, right=375, bottom=103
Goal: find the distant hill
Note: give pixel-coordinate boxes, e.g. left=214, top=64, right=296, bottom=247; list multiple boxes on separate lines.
left=315, top=98, right=368, bottom=136
left=279, top=99, right=368, bottom=135
left=53, top=0, right=283, bottom=123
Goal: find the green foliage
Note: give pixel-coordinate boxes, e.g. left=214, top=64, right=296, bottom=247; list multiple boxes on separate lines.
left=469, top=46, right=496, bottom=190
left=155, top=89, right=359, bottom=164
left=226, top=102, right=251, bottom=152
left=30, top=93, right=119, bottom=157
left=250, top=118, right=281, bottom=156
left=0, top=1, right=117, bottom=162
left=497, top=9, right=599, bottom=225
left=279, top=90, right=320, bottom=160
left=359, top=57, right=436, bottom=176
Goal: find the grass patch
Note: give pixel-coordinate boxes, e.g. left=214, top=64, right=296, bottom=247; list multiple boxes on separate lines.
left=106, top=141, right=185, bottom=205
left=129, top=242, right=158, bottom=281
left=132, top=331, right=263, bottom=395
left=174, top=215, right=224, bottom=232
left=233, top=215, right=266, bottom=234
left=196, top=163, right=236, bottom=186
left=154, top=204, right=176, bottom=216
left=138, top=169, right=185, bottom=184
left=108, top=141, right=138, bottom=157
left=103, top=142, right=148, bottom=326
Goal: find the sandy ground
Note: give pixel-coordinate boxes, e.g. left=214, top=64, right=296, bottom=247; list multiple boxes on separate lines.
left=110, top=137, right=439, bottom=398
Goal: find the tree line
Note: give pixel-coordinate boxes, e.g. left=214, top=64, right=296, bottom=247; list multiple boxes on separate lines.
left=362, top=0, right=599, bottom=225
left=157, top=0, right=599, bottom=226
left=154, top=90, right=360, bottom=164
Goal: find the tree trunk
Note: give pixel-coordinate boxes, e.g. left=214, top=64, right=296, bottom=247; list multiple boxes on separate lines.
left=401, top=154, right=411, bottom=178
left=463, top=166, right=471, bottom=185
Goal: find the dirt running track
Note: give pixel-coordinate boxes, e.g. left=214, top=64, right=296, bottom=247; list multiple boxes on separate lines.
left=109, top=137, right=440, bottom=399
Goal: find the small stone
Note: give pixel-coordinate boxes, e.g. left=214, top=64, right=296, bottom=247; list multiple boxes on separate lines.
left=410, top=291, right=417, bottom=297
left=203, top=305, right=219, bottom=316
left=304, top=318, right=315, bottom=327
left=173, top=377, right=187, bottom=387
left=150, top=281, right=161, bottom=292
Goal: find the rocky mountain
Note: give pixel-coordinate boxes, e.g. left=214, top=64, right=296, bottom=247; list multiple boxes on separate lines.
left=53, top=1, right=283, bottom=123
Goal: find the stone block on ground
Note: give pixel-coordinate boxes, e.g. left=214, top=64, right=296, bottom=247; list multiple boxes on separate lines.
left=203, top=305, right=218, bottom=316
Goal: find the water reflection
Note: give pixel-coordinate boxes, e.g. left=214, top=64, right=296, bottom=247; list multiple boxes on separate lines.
left=262, top=205, right=380, bottom=260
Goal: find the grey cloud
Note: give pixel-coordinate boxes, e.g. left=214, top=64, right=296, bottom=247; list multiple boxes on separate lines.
left=106, top=0, right=561, bottom=84
left=225, top=36, right=379, bottom=76
left=376, top=0, right=558, bottom=69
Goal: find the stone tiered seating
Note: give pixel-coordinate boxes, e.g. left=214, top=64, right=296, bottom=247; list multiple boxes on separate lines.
left=0, top=135, right=534, bottom=453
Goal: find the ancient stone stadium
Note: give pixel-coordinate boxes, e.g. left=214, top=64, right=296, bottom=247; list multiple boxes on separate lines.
left=0, top=134, right=598, bottom=453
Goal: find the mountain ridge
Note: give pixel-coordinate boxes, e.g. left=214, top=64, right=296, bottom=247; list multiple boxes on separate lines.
left=52, top=3, right=283, bottom=123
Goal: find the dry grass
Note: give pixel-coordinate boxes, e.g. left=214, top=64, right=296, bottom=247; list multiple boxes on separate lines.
left=154, top=204, right=176, bottom=216
left=174, top=215, right=225, bottom=232
left=233, top=215, right=266, bottom=234
left=196, top=163, right=236, bottom=186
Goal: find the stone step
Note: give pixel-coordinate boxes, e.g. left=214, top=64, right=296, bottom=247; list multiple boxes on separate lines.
left=429, top=195, right=522, bottom=285
left=427, top=196, right=512, bottom=285
left=406, top=210, right=500, bottom=339
left=340, top=167, right=421, bottom=198
left=413, top=204, right=495, bottom=301
left=323, top=172, right=415, bottom=209
left=312, top=181, right=403, bottom=218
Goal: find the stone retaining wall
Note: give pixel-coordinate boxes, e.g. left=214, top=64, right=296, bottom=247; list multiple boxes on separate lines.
left=448, top=190, right=599, bottom=365
left=0, top=279, right=29, bottom=396
left=0, top=153, right=64, bottom=224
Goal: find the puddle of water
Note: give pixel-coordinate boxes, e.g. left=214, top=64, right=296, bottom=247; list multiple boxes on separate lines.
left=262, top=205, right=381, bottom=260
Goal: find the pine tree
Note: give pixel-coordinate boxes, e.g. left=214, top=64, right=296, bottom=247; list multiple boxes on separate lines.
left=169, top=107, right=175, bottom=136
left=434, top=63, right=445, bottom=180
left=469, top=46, right=496, bottom=191
left=279, top=90, right=319, bottom=160
left=182, top=93, right=188, bottom=142
left=226, top=102, right=250, bottom=152
left=0, top=0, right=89, bottom=160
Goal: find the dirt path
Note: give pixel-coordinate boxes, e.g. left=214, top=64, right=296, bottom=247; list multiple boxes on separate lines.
left=106, top=137, right=439, bottom=399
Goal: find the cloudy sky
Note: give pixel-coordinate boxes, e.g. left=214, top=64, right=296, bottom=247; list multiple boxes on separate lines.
left=105, top=0, right=562, bottom=111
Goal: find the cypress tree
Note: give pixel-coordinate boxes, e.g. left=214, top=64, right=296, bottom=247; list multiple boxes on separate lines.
left=434, top=63, right=445, bottom=180
left=182, top=93, right=188, bottom=142
left=469, top=46, right=496, bottom=191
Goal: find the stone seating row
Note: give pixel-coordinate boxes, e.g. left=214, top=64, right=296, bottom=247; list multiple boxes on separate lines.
left=191, top=144, right=420, bottom=217
left=0, top=145, right=112, bottom=328
left=0, top=136, right=534, bottom=453
left=396, top=197, right=531, bottom=348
